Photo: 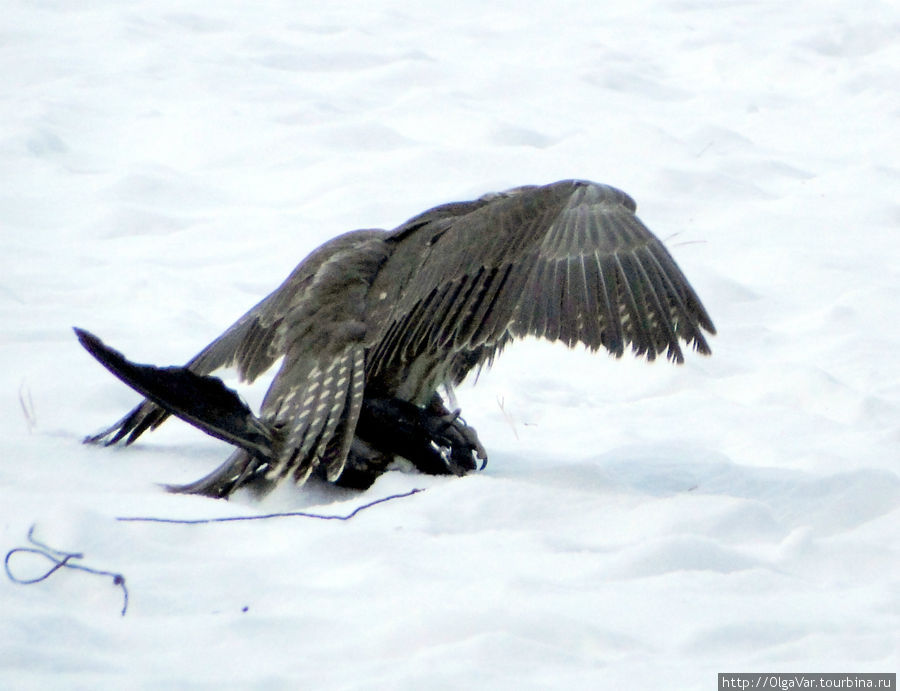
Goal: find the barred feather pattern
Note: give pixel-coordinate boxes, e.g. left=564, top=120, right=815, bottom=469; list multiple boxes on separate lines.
left=365, top=180, right=714, bottom=404
left=263, top=344, right=366, bottom=485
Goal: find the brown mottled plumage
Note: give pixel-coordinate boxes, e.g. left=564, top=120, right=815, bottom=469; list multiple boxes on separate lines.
left=80, top=180, right=714, bottom=497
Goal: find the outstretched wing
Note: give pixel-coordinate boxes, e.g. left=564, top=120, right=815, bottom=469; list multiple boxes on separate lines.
left=366, top=180, right=714, bottom=396
left=86, top=229, right=384, bottom=447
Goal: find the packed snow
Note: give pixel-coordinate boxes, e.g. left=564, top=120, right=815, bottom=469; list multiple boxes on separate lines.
left=2, top=0, right=898, bottom=688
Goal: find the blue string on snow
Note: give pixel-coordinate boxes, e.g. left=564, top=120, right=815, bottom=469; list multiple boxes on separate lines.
left=4, top=525, right=129, bottom=616
left=4, top=488, right=425, bottom=617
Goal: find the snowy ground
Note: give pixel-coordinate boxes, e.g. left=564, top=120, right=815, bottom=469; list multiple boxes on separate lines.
left=2, top=0, right=899, bottom=688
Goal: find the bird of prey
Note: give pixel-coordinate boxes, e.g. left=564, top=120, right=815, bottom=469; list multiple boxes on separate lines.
left=77, top=179, right=715, bottom=498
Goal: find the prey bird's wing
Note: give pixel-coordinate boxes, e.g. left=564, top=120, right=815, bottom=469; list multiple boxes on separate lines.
left=75, top=328, right=273, bottom=457
left=366, top=180, right=715, bottom=393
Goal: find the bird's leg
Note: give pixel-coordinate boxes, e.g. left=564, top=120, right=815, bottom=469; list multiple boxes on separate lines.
left=425, top=393, right=488, bottom=470
left=354, top=395, right=486, bottom=478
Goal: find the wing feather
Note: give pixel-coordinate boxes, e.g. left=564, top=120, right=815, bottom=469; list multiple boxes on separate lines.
left=454, top=266, right=499, bottom=348
left=561, top=257, right=583, bottom=347
left=644, top=243, right=712, bottom=353
left=263, top=345, right=357, bottom=484
left=365, top=180, right=714, bottom=399
left=87, top=230, right=385, bottom=447
left=263, top=343, right=368, bottom=486
left=429, top=279, right=468, bottom=349
left=260, top=233, right=390, bottom=486
left=568, top=255, right=596, bottom=348
left=595, top=250, right=625, bottom=355
left=463, top=265, right=512, bottom=346
left=323, top=345, right=366, bottom=481
left=437, top=274, right=482, bottom=349
left=633, top=247, right=681, bottom=359
left=613, top=251, right=654, bottom=358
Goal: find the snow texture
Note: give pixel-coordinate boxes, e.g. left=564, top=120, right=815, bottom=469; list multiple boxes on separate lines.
left=2, top=0, right=898, bottom=688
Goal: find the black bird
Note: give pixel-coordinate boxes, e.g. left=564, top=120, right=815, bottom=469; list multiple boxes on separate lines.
left=77, top=179, right=715, bottom=498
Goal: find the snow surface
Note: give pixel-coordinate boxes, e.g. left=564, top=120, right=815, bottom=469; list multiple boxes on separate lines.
left=2, top=0, right=899, bottom=688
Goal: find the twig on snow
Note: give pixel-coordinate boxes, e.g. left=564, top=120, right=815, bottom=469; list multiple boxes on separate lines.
left=496, top=394, right=519, bottom=440
left=18, top=381, right=36, bottom=433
